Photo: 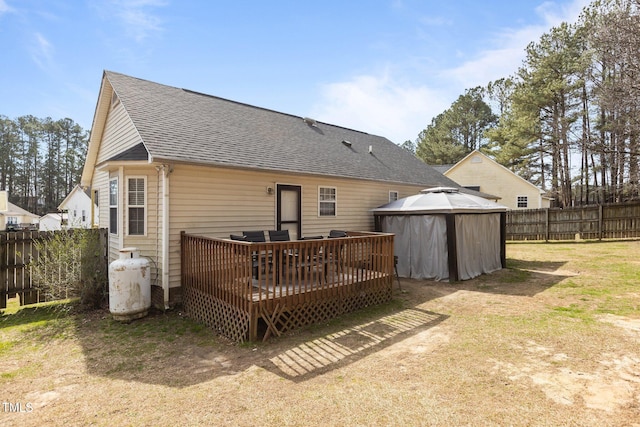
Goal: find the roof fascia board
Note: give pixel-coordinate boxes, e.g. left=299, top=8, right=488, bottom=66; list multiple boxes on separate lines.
left=81, top=72, right=113, bottom=187
left=96, top=160, right=152, bottom=172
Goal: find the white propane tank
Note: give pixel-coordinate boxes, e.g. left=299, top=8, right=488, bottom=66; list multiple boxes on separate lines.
left=109, top=247, right=151, bottom=321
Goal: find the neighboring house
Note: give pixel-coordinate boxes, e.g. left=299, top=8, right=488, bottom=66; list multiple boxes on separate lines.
left=439, top=150, right=552, bottom=210
left=80, top=71, right=461, bottom=307
left=58, top=184, right=98, bottom=229
left=0, top=202, right=39, bottom=231
left=39, top=212, right=68, bottom=231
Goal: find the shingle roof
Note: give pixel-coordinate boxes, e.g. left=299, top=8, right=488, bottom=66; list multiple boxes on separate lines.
left=430, top=164, right=454, bottom=174
left=107, top=142, right=149, bottom=162
left=104, top=71, right=459, bottom=187
left=1, top=202, right=39, bottom=218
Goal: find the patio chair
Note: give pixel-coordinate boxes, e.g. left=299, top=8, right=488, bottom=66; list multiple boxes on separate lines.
left=322, top=233, right=346, bottom=281
left=241, top=231, right=269, bottom=278
left=267, top=230, right=293, bottom=281
left=296, top=236, right=325, bottom=279
left=329, top=230, right=347, bottom=238
left=242, top=230, right=266, bottom=242
left=268, top=229, right=290, bottom=241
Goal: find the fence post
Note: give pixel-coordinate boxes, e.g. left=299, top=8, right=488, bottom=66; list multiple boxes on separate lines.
left=545, top=209, right=550, bottom=242
left=0, top=233, right=5, bottom=309
left=598, top=204, right=603, bottom=240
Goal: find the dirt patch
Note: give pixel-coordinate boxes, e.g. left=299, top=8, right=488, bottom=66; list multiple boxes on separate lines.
left=2, top=241, right=640, bottom=426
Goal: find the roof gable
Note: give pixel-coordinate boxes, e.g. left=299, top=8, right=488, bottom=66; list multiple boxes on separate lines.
left=58, top=184, right=95, bottom=210
left=2, top=202, right=39, bottom=218
left=446, top=150, right=544, bottom=194
left=83, top=71, right=459, bottom=188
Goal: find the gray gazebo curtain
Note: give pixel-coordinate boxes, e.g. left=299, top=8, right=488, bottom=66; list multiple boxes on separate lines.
left=382, top=213, right=502, bottom=281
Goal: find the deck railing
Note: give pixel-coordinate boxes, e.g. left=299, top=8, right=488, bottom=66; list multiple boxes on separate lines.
left=181, top=231, right=394, bottom=342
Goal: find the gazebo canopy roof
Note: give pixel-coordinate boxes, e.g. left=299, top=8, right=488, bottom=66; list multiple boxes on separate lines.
left=372, top=187, right=508, bottom=215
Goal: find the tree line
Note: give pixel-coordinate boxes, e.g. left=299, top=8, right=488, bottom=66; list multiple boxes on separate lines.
left=410, top=0, right=640, bottom=207
left=0, top=115, right=88, bottom=216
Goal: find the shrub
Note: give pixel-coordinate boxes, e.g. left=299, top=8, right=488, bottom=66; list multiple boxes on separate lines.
left=30, top=229, right=107, bottom=309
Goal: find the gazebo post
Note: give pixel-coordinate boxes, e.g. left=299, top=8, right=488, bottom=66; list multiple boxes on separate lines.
left=445, top=213, right=459, bottom=282
left=500, top=211, right=507, bottom=268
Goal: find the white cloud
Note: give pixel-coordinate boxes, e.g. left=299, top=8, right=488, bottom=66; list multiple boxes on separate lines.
left=449, top=0, right=593, bottom=88
left=311, top=71, right=448, bottom=144
left=0, top=0, right=12, bottom=14
left=310, top=0, right=594, bottom=144
left=30, top=32, right=54, bottom=70
left=102, top=0, right=167, bottom=42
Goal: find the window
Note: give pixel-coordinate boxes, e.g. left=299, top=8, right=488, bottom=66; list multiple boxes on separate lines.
left=517, top=195, right=528, bottom=208
left=389, top=191, right=398, bottom=202
left=109, top=179, right=118, bottom=234
left=127, top=177, right=145, bottom=235
left=92, top=190, right=99, bottom=227
left=319, top=186, right=336, bottom=216
left=82, top=210, right=86, bottom=222
left=7, top=216, right=17, bottom=224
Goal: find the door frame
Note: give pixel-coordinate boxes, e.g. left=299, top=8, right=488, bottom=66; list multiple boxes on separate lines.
left=276, top=184, right=302, bottom=239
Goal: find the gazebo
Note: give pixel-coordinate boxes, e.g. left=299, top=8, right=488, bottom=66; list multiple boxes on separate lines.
left=372, top=187, right=508, bottom=281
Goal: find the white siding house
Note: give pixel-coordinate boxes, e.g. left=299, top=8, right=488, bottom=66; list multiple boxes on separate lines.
left=39, top=212, right=68, bottom=231
left=58, top=185, right=98, bottom=229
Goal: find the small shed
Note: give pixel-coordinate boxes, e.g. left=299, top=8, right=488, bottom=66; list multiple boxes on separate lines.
left=372, top=187, right=508, bottom=281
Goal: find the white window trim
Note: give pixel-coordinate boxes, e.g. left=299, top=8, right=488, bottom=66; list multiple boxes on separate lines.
left=516, top=195, right=528, bottom=209
left=109, top=178, right=118, bottom=235
left=318, top=186, right=337, bottom=217
left=126, top=176, right=147, bottom=236
left=92, top=189, right=99, bottom=228
left=389, top=191, right=399, bottom=202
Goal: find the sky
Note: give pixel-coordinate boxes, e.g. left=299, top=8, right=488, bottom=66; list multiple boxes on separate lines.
left=1, top=0, right=592, bottom=144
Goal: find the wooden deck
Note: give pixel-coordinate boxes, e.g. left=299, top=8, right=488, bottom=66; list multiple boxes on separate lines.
left=181, top=231, right=394, bottom=342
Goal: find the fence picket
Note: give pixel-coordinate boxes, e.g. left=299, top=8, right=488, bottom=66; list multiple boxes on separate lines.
left=506, top=202, right=640, bottom=241
left=0, top=229, right=108, bottom=308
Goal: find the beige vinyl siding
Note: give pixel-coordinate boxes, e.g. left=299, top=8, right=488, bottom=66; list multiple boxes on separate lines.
left=96, top=96, right=142, bottom=164
left=166, top=164, right=426, bottom=289
left=93, top=166, right=162, bottom=287
left=119, top=167, right=161, bottom=287
left=445, top=153, right=543, bottom=210
left=90, top=169, right=121, bottom=262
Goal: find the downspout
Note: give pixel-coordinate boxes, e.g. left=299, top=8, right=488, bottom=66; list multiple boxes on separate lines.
left=161, top=164, right=172, bottom=309
left=118, top=167, right=124, bottom=250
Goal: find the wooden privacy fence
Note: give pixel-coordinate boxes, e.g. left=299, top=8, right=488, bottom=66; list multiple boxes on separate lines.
left=506, top=202, right=640, bottom=241
left=0, top=228, right=108, bottom=309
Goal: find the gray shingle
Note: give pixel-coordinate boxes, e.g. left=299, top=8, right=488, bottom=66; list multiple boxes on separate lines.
left=105, top=71, right=459, bottom=187
left=107, top=142, right=149, bottom=161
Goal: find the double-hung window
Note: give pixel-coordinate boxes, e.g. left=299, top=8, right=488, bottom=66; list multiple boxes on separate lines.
left=127, top=177, right=145, bottom=235
left=319, top=186, right=336, bottom=217
left=517, top=195, right=528, bottom=208
left=109, top=178, right=118, bottom=234
left=389, top=191, right=398, bottom=202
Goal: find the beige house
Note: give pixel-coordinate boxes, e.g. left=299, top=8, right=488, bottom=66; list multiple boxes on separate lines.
left=438, top=150, right=552, bottom=210
left=0, top=199, right=39, bottom=231
left=80, top=71, right=461, bottom=307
